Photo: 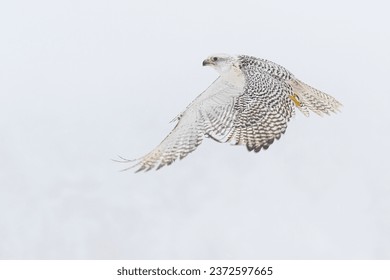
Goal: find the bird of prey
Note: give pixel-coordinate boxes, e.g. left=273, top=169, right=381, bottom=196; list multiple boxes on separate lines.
left=120, top=54, right=342, bottom=172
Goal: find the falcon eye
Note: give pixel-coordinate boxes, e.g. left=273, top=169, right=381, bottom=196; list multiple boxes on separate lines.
left=212, top=57, right=218, bottom=62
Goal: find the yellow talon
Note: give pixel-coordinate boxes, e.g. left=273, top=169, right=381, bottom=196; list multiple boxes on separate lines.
left=290, top=94, right=301, bottom=107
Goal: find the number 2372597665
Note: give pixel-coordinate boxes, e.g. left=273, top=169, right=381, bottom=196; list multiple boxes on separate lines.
left=209, top=266, right=273, bottom=276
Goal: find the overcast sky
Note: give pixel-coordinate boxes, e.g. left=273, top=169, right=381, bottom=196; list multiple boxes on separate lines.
left=1, top=0, right=389, bottom=259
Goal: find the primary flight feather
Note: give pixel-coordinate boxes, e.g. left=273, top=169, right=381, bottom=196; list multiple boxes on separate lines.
left=120, top=54, right=342, bottom=172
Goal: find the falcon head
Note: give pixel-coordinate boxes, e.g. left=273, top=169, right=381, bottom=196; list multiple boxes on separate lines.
left=202, top=54, right=238, bottom=74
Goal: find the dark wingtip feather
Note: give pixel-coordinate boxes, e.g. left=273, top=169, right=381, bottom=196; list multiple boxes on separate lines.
left=246, top=145, right=254, bottom=152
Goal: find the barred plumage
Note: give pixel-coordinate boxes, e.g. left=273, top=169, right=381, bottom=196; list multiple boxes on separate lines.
left=119, top=54, right=342, bottom=172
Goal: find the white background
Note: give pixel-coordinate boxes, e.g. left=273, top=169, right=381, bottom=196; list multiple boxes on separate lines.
left=1, top=260, right=390, bottom=280
left=0, top=0, right=389, bottom=259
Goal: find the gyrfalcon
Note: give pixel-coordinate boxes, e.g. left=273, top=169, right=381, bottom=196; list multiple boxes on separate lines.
left=119, top=54, right=342, bottom=172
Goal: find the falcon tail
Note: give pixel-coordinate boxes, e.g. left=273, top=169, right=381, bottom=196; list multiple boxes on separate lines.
left=288, top=79, right=342, bottom=116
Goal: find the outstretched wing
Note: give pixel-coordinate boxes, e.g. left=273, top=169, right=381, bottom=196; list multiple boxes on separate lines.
left=124, top=73, right=245, bottom=172
left=224, top=70, right=296, bottom=152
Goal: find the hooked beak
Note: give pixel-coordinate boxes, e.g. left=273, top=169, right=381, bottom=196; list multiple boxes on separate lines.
left=202, top=58, right=212, bottom=66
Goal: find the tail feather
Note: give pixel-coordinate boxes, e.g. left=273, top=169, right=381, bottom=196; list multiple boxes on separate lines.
left=289, top=79, right=342, bottom=116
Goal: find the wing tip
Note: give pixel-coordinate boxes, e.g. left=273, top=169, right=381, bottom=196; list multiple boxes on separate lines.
left=113, top=155, right=146, bottom=173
